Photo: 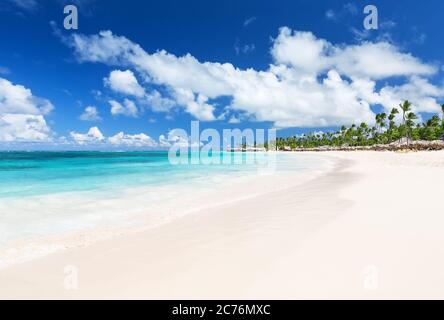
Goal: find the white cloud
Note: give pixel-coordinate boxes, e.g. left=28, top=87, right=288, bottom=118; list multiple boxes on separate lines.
left=228, top=116, right=241, bottom=124
left=271, top=29, right=329, bottom=75
left=172, top=89, right=216, bottom=121
left=335, top=42, right=434, bottom=79
left=68, top=28, right=443, bottom=128
left=378, top=77, right=444, bottom=114
left=109, top=99, right=138, bottom=117
left=70, top=127, right=104, bottom=145
left=104, top=69, right=145, bottom=97
left=160, top=129, right=201, bottom=148
left=104, top=69, right=175, bottom=114
left=79, top=106, right=101, bottom=121
left=144, top=90, right=175, bottom=112
left=0, top=77, right=53, bottom=142
left=271, top=27, right=436, bottom=79
left=69, top=127, right=158, bottom=148
left=108, top=132, right=157, bottom=147
left=0, top=78, right=54, bottom=115
left=158, top=134, right=171, bottom=147
left=0, top=114, right=51, bottom=142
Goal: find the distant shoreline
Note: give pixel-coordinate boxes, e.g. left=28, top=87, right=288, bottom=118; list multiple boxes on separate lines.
left=276, top=140, right=444, bottom=152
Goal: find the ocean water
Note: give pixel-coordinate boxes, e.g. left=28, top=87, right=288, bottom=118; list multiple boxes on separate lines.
left=0, top=151, right=321, bottom=198
left=0, top=151, right=218, bottom=198
left=0, top=151, right=332, bottom=265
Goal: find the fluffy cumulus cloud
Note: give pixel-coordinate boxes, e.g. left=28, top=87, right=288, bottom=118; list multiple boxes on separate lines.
left=104, top=69, right=145, bottom=97
left=108, top=132, right=157, bottom=147
left=68, top=27, right=444, bottom=128
left=0, top=77, right=53, bottom=142
left=104, top=69, right=175, bottom=116
left=79, top=106, right=101, bottom=121
left=158, top=134, right=171, bottom=147
left=172, top=89, right=216, bottom=121
left=378, top=77, right=444, bottom=114
left=270, top=27, right=436, bottom=79
left=0, top=78, right=53, bottom=115
left=158, top=129, right=203, bottom=148
left=70, top=127, right=104, bottom=145
left=0, top=114, right=51, bottom=142
left=70, top=127, right=158, bottom=148
left=109, top=99, right=138, bottom=117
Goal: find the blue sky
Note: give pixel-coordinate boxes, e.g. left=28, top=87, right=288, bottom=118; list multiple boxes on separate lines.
left=0, top=0, right=443, bottom=149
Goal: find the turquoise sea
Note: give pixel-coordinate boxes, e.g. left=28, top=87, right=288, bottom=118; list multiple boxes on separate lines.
left=0, top=151, right=317, bottom=198
left=0, top=151, right=331, bottom=265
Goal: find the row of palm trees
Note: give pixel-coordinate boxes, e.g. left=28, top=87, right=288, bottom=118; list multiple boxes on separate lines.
left=275, top=101, right=444, bottom=150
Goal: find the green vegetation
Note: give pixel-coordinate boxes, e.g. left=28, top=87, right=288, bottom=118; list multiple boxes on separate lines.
left=276, top=100, right=444, bottom=150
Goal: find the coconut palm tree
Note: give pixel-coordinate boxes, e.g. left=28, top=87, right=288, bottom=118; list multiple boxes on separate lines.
left=389, top=108, right=399, bottom=125
left=375, top=114, right=381, bottom=133
left=388, top=108, right=399, bottom=143
left=399, top=101, right=413, bottom=143
left=400, top=101, right=412, bottom=124
left=358, top=122, right=369, bottom=145
left=276, top=100, right=444, bottom=149
left=379, top=113, right=387, bottom=131
left=405, top=111, right=418, bottom=144
left=374, top=112, right=387, bottom=142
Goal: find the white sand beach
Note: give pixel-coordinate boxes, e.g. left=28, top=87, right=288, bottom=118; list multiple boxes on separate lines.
left=1, top=151, right=444, bottom=299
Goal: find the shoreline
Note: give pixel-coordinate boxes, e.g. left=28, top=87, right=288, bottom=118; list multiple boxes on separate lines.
left=0, top=154, right=347, bottom=299
left=1, top=151, right=444, bottom=299
left=0, top=153, right=335, bottom=270
left=280, top=140, right=444, bottom=152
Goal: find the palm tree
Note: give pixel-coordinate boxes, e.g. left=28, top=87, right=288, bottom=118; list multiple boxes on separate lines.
left=422, top=116, right=440, bottom=141
left=358, top=122, right=369, bottom=145
left=379, top=113, right=387, bottom=131
left=388, top=108, right=399, bottom=143
left=278, top=101, right=444, bottom=149
left=375, top=114, right=381, bottom=133
left=405, top=112, right=418, bottom=143
left=348, top=124, right=357, bottom=145
left=374, top=112, right=387, bottom=143
left=399, top=100, right=413, bottom=143
left=389, top=108, right=399, bottom=125
left=400, top=100, right=412, bottom=125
